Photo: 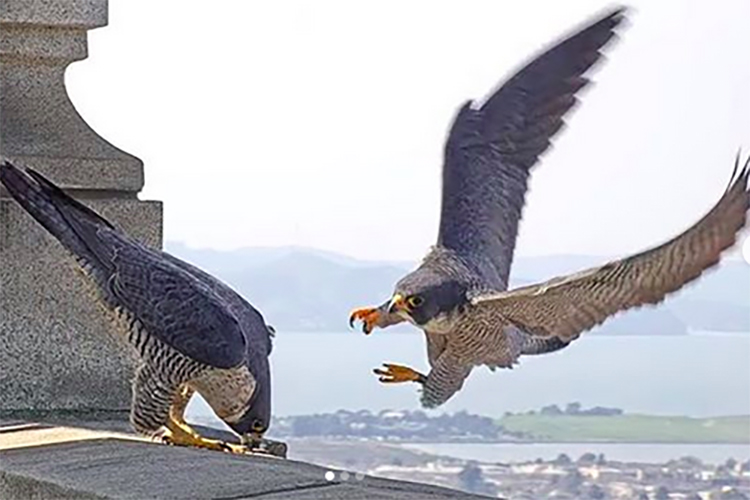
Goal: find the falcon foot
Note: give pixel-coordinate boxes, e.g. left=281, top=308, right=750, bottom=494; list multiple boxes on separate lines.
left=349, top=306, right=381, bottom=334
left=161, top=417, right=247, bottom=455
left=374, top=363, right=427, bottom=384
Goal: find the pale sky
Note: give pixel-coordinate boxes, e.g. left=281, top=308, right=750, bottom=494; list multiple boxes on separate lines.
left=66, top=0, right=750, bottom=262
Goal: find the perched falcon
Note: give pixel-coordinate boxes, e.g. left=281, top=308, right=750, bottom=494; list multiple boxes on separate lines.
left=349, top=7, right=750, bottom=409
left=0, top=162, right=285, bottom=458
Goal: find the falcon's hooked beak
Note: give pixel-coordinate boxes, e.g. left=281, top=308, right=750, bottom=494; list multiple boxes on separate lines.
left=387, top=294, right=411, bottom=316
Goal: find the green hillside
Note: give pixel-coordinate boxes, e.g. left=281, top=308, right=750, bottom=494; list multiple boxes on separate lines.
left=499, top=414, right=750, bottom=443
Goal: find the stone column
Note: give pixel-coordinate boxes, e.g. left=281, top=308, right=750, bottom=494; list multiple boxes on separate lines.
left=0, top=0, right=162, bottom=412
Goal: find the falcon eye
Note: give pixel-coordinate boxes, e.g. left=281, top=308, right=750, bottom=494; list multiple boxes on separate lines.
left=252, top=420, right=266, bottom=433
left=407, top=296, right=424, bottom=308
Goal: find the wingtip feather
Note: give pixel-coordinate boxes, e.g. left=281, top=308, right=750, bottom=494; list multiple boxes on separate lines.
left=726, top=149, right=741, bottom=192
left=726, top=148, right=750, bottom=195
left=593, top=5, right=629, bottom=31
left=0, top=160, right=33, bottom=196
left=0, top=159, right=21, bottom=179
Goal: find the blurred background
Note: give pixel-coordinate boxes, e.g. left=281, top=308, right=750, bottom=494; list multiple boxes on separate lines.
left=66, top=1, right=750, bottom=497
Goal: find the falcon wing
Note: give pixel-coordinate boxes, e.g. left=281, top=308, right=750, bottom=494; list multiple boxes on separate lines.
left=159, top=251, right=273, bottom=357
left=106, top=239, right=248, bottom=369
left=0, top=163, right=247, bottom=370
left=471, top=156, right=750, bottom=343
left=438, top=7, right=626, bottom=288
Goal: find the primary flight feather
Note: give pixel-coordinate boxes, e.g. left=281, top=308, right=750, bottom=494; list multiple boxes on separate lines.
left=350, top=7, right=750, bottom=408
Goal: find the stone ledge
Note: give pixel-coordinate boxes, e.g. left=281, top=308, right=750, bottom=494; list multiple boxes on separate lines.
left=0, top=0, right=107, bottom=29
left=0, top=420, right=490, bottom=500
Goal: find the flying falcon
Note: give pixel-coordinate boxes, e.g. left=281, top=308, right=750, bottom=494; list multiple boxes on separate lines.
left=0, top=162, right=286, bottom=458
left=349, top=7, right=750, bottom=409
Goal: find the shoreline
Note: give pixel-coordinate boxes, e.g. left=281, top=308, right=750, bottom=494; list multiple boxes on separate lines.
left=283, top=436, right=750, bottom=446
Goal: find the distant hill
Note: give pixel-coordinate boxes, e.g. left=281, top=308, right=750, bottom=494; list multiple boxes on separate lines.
left=165, top=242, right=749, bottom=334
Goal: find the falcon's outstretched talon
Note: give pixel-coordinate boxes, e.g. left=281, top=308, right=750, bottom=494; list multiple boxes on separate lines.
left=374, top=363, right=426, bottom=384
left=335, top=8, right=635, bottom=408
left=349, top=306, right=381, bottom=334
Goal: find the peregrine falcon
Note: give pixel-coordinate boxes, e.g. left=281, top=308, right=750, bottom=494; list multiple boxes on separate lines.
left=0, top=162, right=285, bottom=458
left=349, top=8, right=750, bottom=408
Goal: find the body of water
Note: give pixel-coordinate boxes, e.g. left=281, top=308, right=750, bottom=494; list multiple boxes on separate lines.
left=400, top=442, right=750, bottom=465
left=185, top=331, right=749, bottom=464
left=189, top=330, right=750, bottom=419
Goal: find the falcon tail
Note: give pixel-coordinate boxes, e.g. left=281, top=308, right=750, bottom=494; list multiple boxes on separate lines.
left=0, top=161, right=116, bottom=274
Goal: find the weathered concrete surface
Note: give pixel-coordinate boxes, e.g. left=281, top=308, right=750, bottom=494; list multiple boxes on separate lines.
left=0, top=198, right=160, bottom=411
left=0, top=0, right=162, bottom=411
left=0, top=0, right=142, bottom=192
left=0, top=421, right=490, bottom=500
left=0, top=0, right=108, bottom=28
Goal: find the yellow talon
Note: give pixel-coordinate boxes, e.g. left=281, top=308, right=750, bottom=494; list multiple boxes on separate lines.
left=373, top=363, right=426, bottom=384
left=161, top=385, right=287, bottom=458
left=163, top=416, right=247, bottom=454
left=162, top=386, right=249, bottom=454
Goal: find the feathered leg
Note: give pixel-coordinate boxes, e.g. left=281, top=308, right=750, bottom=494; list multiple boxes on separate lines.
left=164, top=384, right=250, bottom=454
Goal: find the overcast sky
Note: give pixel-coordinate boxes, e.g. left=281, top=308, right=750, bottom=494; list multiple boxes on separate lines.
left=66, top=0, right=750, bottom=262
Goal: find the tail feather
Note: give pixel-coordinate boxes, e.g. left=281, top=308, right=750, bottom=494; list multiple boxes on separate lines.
left=0, top=161, right=116, bottom=275
left=26, top=168, right=115, bottom=231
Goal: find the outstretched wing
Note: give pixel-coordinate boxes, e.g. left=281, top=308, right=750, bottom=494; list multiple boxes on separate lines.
left=471, top=156, right=750, bottom=343
left=438, top=7, right=626, bottom=288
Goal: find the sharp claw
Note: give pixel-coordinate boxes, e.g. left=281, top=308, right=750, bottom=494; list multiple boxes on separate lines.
left=373, top=363, right=424, bottom=384
left=374, top=366, right=393, bottom=383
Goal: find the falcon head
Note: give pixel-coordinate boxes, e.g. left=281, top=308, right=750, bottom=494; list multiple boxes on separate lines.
left=389, top=272, right=468, bottom=327
left=225, top=362, right=272, bottom=445
left=225, top=362, right=289, bottom=457
left=227, top=389, right=269, bottom=442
